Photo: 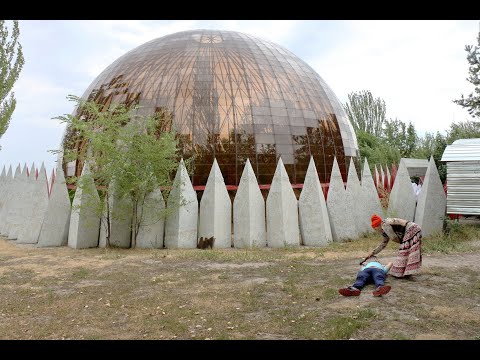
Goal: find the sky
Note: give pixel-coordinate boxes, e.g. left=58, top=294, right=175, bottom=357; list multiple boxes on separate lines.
left=0, top=20, right=479, bottom=175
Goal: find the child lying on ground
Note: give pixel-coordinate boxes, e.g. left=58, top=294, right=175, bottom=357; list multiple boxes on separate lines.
left=339, top=256, right=393, bottom=297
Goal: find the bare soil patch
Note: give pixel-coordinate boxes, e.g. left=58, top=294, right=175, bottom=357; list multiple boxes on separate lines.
left=1, top=236, right=479, bottom=340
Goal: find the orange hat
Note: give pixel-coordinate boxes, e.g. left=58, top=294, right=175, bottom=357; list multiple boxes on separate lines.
left=371, top=214, right=382, bottom=228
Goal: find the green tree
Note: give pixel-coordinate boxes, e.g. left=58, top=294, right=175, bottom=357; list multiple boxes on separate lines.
left=0, top=20, right=24, bottom=149
left=343, top=90, right=386, bottom=137
left=446, top=120, right=480, bottom=142
left=454, top=30, right=480, bottom=118
left=356, top=130, right=401, bottom=173
left=411, top=132, right=436, bottom=159
left=54, top=95, right=181, bottom=248
left=383, top=118, right=418, bottom=158
left=412, top=131, right=448, bottom=183
left=405, top=122, right=418, bottom=157
left=432, top=132, right=448, bottom=183
left=414, top=120, right=480, bottom=185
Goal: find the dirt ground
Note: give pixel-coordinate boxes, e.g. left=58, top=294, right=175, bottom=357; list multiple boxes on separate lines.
left=0, top=236, right=479, bottom=340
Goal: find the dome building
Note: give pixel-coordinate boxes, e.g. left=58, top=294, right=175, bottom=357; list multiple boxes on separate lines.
left=66, top=29, right=359, bottom=186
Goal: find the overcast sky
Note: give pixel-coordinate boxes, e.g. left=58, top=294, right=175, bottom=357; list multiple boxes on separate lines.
left=0, top=20, right=478, bottom=175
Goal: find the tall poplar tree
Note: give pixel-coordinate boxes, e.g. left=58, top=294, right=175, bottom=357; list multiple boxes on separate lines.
left=343, top=90, right=386, bottom=137
left=0, top=20, right=24, bottom=149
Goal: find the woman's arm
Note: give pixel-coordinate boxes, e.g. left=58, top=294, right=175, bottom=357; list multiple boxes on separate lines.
left=370, top=235, right=389, bottom=256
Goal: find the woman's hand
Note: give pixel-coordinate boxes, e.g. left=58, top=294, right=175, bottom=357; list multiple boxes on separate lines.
left=360, top=252, right=373, bottom=265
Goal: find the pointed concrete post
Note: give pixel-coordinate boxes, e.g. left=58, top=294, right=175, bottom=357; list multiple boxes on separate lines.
left=0, top=166, right=6, bottom=212
left=345, top=158, right=365, bottom=237
left=374, top=165, right=379, bottom=188
left=0, top=165, right=13, bottom=233
left=414, top=156, right=446, bottom=237
left=361, top=158, right=384, bottom=233
left=385, top=166, right=391, bottom=191
left=0, top=165, right=13, bottom=206
left=199, top=159, right=232, bottom=248
left=266, top=157, right=300, bottom=248
left=97, top=182, right=133, bottom=248
left=98, top=196, right=108, bottom=248
left=298, top=157, right=332, bottom=246
left=379, top=165, right=385, bottom=190
left=2, top=164, right=22, bottom=235
left=48, top=168, right=55, bottom=197
left=15, top=163, right=38, bottom=237
left=0, top=166, right=8, bottom=223
left=29, top=163, right=35, bottom=179
left=5, top=164, right=28, bottom=239
left=37, top=164, right=72, bottom=247
left=233, top=159, right=266, bottom=248
left=164, top=159, right=198, bottom=248
left=388, top=159, right=416, bottom=221
left=326, top=157, right=357, bottom=242
left=390, top=163, right=398, bottom=189
left=68, top=162, right=101, bottom=249
left=106, top=181, right=133, bottom=248
left=136, top=186, right=165, bottom=248
left=0, top=166, right=5, bottom=185
left=17, top=163, right=50, bottom=244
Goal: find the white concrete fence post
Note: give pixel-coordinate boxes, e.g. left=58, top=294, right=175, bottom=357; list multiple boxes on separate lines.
left=361, top=158, right=384, bottom=233
left=17, top=163, right=50, bottom=244
left=266, top=157, right=300, bottom=248
left=164, top=159, right=198, bottom=249
left=326, top=157, right=357, bottom=242
left=136, top=184, right=166, bottom=249
left=199, top=159, right=231, bottom=248
left=388, top=159, right=416, bottom=221
left=68, top=162, right=101, bottom=249
left=38, top=163, right=72, bottom=247
left=298, top=156, right=332, bottom=246
left=414, top=156, right=446, bottom=237
left=233, top=159, right=266, bottom=248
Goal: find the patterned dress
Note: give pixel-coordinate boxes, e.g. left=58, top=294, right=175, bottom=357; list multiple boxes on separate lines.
left=371, top=218, right=422, bottom=277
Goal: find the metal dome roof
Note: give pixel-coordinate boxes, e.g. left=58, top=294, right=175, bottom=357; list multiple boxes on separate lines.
left=72, top=29, right=359, bottom=186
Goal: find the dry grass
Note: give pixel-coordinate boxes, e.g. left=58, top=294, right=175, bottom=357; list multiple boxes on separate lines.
left=1, top=224, right=480, bottom=340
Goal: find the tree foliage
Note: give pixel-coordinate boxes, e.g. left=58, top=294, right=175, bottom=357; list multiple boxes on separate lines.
left=346, top=47, right=480, bottom=185
left=355, top=130, right=401, bottom=170
left=343, top=90, right=386, bottom=137
left=383, top=118, right=417, bottom=158
left=53, top=95, right=181, bottom=248
left=410, top=131, right=448, bottom=182
left=446, top=120, right=480, bottom=142
left=344, top=90, right=423, bottom=174
left=0, top=20, right=24, bottom=148
left=454, top=30, right=480, bottom=118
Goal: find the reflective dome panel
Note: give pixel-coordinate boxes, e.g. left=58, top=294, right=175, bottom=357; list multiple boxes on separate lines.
left=71, top=29, right=359, bottom=185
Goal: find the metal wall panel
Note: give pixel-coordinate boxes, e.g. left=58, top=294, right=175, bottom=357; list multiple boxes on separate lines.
left=446, top=161, right=480, bottom=215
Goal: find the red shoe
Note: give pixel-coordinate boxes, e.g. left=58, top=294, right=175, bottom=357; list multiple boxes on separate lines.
left=373, top=285, right=391, bottom=297
left=339, top=287, right=361, bottom=296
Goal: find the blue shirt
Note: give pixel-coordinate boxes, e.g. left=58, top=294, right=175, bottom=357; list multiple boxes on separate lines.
left=361, top=261, right=389, bottom=274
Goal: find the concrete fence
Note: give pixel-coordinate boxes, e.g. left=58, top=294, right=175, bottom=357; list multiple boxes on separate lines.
left=0, top=156, right=445, bottom=249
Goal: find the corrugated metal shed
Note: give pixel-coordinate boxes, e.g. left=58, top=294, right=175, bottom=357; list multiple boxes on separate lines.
left=441, top=138, right=480, bottom=215
left=441, top=138, right=480, bottom=161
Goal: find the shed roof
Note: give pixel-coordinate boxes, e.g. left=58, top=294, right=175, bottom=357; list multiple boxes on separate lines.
left=441, top=138, right=480, bottom=162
